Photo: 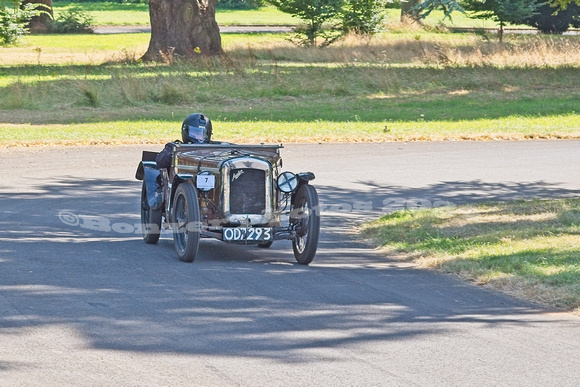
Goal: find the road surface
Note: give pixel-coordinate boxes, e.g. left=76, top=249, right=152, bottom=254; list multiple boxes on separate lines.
left=1, top=141, right=579, bottom=386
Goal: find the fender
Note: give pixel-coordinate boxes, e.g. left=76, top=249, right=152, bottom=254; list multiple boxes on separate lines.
left=140, top=162, right=164, bottom=211
left=291, top=172, right=316, bottom=205
left=169, top=174, right=195, bottom=202
left=135, top=151, right=164, bottom=211
left=297, top=172, right=315, bottom=185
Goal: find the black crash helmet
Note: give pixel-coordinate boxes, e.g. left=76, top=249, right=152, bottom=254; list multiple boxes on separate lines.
left=181, top=113, right=212, bottom=143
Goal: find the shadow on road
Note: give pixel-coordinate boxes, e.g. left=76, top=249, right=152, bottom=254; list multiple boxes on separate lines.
left=0, top=176, right=576, bottom=362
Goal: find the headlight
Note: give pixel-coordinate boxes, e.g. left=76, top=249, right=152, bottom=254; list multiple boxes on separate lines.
left=277, top=171, right=298, bottom=193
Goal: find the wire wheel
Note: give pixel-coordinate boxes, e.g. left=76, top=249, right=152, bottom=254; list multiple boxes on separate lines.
left=290, top=185, right=320, bottom=265
left=172, top=182, right=201, bottom=262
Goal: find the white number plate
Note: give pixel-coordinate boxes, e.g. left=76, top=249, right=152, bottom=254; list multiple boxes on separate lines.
left=223, top=227, right=272, bottom=242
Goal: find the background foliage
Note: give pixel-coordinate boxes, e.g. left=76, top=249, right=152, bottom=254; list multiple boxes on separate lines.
left=0, top=0, right=43, bottom=45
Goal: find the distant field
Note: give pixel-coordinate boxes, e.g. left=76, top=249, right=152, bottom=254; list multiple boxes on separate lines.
left=52, top=2, right=298, bottom=26
left=51, top=2, right=508, bottom=28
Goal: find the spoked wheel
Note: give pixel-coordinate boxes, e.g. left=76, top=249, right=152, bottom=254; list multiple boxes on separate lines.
left=290, top=184, right=320, bottom=265
left=141, top=180, right=162, bottom=245
left=172, top=182, right=201, bottom=262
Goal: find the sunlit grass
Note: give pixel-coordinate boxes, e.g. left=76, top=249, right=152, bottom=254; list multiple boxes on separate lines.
left=1, top=32, right=291, bottom=66
left=52, top=2, right=298, bottom=26
left=1, top=28, right=579, bottom=145
left=360, top=199, right=580, bottom=312
left=2, top=113, right=578, bottom=147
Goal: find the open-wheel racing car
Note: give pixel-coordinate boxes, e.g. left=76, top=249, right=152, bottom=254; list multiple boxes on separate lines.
left=135, top=142, right=320, bottom=264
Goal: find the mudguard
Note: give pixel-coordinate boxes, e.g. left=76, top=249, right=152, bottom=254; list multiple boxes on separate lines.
left=144, top=164, right=163, bottom=211
left=135, top=151, right=164, bottom=211
left=135, top=161, right=164, bottom=211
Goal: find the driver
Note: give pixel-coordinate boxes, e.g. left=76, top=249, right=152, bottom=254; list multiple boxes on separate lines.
left=155, top=113, right=212, bottom=168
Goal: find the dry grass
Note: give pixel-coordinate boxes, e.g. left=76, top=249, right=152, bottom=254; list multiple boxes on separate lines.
left=8, top=29, right=580, bottom=68
left=223, top=30, right=580, bottom=68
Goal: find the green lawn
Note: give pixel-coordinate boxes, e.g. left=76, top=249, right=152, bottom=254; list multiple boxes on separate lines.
left=360, top=199, right=580, bottom=313
left=51, top=2, right=510, bottom=28
left=52, top=2, right=299, bottom=26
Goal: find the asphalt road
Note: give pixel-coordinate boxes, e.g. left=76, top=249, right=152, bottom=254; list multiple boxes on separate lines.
left=1, top=141, right=580, bottom=386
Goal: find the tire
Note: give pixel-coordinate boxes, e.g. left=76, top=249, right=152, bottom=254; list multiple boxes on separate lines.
left=172, top=182, right=201, bottom=262
left=141, top=180, right=162, bottom=245
left=290, top=185, right=320, bottom=265
left=257, top=240, right=273, bottom=248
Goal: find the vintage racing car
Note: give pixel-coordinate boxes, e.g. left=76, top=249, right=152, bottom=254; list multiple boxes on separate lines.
left=135, top=142, right=320, bottom=264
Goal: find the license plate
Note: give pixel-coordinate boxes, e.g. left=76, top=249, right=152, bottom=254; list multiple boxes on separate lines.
left=223, top=227, right=272, bottom=242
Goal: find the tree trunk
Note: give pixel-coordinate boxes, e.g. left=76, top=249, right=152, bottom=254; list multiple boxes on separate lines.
left=22, top=0, right=53, bottom=33
left=142, top=0, right=223, bottom=62
left=401, top=0, right=421, bottom=21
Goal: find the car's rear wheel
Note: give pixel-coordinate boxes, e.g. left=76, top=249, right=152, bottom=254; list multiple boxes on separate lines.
left=290, top=184, right=320, bottom=265
left=141, top=180, right=162, bottom=245
left=172, top=182, right=201, bottom=262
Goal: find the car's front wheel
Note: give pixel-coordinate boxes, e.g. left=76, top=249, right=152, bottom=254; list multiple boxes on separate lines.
left=172, top=182, right=201, bottom=262
left=141, top=180, right=162, bottom=245
left=290, top=184, right=320, bottom=265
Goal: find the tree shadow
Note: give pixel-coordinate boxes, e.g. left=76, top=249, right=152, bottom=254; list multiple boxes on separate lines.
left=0, top=176, right=576, bottom=362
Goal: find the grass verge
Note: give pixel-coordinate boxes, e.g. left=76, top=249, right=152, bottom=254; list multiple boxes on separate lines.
left=1, top=31, right=579, bottom=146
left=360, top=199, right=580, bottom=314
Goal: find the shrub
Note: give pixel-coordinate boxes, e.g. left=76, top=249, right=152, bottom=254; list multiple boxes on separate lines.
left=51, top=7, right=94, bottom=33
left=267, top=0, right=345, bottom=46
left=341, top=0, right=389, bottom=35
left=0, top=1, right=41, bottom=45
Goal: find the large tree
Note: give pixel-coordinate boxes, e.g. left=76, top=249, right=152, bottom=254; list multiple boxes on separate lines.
left=142, top=0, right=222, bottom=62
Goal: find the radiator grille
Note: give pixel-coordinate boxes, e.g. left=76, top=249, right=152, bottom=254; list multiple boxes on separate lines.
left=229, top=169, right=266, bottom=214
